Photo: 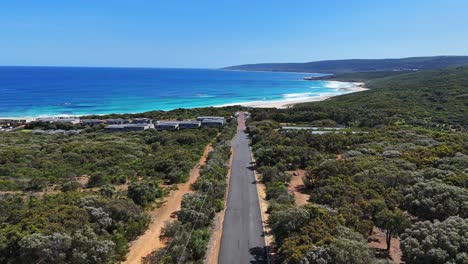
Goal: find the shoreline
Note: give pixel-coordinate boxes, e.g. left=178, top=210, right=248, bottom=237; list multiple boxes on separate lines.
left=217, top=82, right=368, bottom=109
left=0, top=81, right=368, bottom=119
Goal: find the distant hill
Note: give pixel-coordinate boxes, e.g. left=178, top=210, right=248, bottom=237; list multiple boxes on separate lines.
left=294, top=67, right=468, bottom=128
left=223, top=56, right=468, bottom=73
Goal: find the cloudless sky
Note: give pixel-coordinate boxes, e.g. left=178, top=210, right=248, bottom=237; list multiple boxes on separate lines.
left=1, top=0, right=468, bottom=68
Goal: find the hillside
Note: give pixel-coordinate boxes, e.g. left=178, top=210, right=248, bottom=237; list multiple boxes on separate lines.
left=251, top=67, right=468, bottom=129
left=246, top=66, right=468, bottom=264
left=224, top=56, right=468, bottom=73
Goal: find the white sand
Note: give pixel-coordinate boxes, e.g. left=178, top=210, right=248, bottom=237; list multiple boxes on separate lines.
left=221, top=82, right=368, bottom=109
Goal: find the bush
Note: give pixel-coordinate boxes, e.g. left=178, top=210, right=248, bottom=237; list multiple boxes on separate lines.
left=402, top=180, right=468, bottom=220
left=127, top=181, right=162, bottom=206
left=61, top=181, right=81, bottom=192
left=87, top=174, right=106, bottom=188
left=401, top=216, right=468, bottom=264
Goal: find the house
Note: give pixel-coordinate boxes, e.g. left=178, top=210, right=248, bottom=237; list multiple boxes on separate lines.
left=106, top=118, right=130, bottom=125
left=81, top=119, right=104, bottom=126
left=104, top=124, right=154, bottom=132
left=196, top=116, right=225, bottom=121
left=0, top=119, right=27, bottom=126
left=32, top=129, right=82, bottom=135
left=132, top=118, right=152, bottom=124
left=201, top=119, right=224, bottom=127
left=179, top=121, right=201, bottom=129
left=155, top=121, right=179, bottom=131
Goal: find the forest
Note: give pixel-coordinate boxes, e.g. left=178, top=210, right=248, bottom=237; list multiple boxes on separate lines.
left=0, top=107, right=238, bottom=264
left=247, top=68, right=468, bottom=263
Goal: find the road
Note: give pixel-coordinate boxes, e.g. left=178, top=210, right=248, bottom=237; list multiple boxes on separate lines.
left=218, top=112, right=267, bottom=264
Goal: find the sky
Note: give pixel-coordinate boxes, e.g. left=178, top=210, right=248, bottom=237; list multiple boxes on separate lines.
left=1, top=0, right=468, bottom=68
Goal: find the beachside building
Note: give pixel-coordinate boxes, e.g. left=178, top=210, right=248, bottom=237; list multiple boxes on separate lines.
left=131, top=118, right=153, bottom=124
left=196, top=116, right=225, bottom=121
left=104, top=123, right=154, bottom=132
left=32, top=129, right=82, bottom=135
left=201, top=119, right=224, bottom=127
left=155, top=121, right=179, bottom=131
left=0, top=119, right=27, bottom=126
left=81, top=119, right=104, bottom=126
left=106, top=118, right=130, bottom=125
left=179, top=121, right=201, bottom=129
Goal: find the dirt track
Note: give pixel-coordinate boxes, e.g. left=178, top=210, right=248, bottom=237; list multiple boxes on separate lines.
left=123, top=143, right=213, bottom=264
left=287, top=170, right=310, bottom=206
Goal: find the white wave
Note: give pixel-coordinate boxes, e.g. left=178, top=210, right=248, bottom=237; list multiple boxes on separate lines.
left=324, top=81, right=356, bottom=89
left=194, top=94, right=215, bottom=98
left=282, top=92, right=314, bottom=99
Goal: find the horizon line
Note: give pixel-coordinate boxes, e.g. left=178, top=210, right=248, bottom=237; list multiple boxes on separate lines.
left=2, top=55, right=468, bottom=70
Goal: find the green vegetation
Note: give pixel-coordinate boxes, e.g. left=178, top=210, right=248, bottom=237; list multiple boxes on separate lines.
left=224, top=56, right=468, bottom=73
left=0, top=108, right=238, bottom=263
left=247, top=68, right=467, bottom=263
left=400, top=216, right=468, bottom=264
left=146, top=121, right=236, bottom=263
left=0, top=193, right=149, bottom=263
left=0, top=126, right=215, bottom=191
left=253, top=67, right=468, bottom=128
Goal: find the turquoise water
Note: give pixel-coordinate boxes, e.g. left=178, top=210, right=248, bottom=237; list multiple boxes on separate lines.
left=0, top=67, right=356, bottom=117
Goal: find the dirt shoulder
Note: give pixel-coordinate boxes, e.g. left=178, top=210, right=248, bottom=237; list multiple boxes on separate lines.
left=123, top=143, right=213, bottom=264
left=287, top=170, right=310, bottom=207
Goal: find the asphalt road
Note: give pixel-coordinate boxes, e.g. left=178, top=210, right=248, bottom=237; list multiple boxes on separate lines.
left=218, top=113, right=267, bottom=264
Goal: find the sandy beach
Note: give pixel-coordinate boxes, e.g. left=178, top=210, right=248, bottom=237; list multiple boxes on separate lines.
left=222, top=82, right=368, bottom=109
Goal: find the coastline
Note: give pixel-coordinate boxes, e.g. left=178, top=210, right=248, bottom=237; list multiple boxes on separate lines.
left=218, top=82, right=368, bottom=109
left=0, top=81, right=367, bottom=119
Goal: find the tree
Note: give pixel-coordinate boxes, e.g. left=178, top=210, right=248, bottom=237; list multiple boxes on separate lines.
left=87, top=173, right=106, bottom=188
left=127, top=181, right=162, bottom=206
left=401, top=216, right=468, bottom=264
left=99, top=185, right=116, bottom=198
left=61, top=181, right=81, bottom=192
left=260, top=166, right=291, bottom=183
left=269, top=207, right=310, bottom=244
left=301, top=226, right=381, bottom=264
left=402, top=180, right=468, bottom=220
left=70, top=229, right=115, bottom=264
left=19, top=233, right=71, bottom=264
left=374, top=208, right=410, bottom=251
left=18, top=230, right=115, bottom=264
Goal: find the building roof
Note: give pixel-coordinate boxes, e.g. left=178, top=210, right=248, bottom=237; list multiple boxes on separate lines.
left=197, top=116, right=225, bottom=120
left=105, top=124, right=150, bottom=128
left=156, top=121, right=180, bottom=126
left=201, top=119, right=224, bottom=123
left=179, top=121, right=201, bottom=125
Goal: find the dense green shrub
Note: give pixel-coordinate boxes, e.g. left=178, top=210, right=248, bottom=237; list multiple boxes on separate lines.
left=127, top=181, right=162, bottom=206
left=401, top=216, right=468, bottom=264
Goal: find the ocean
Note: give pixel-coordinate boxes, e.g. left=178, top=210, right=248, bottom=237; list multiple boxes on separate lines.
left=0, top=67, right=357, bottom=117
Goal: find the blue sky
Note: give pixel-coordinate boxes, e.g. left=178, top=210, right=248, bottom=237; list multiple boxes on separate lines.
left=1, top=0, right=468, bottom=68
